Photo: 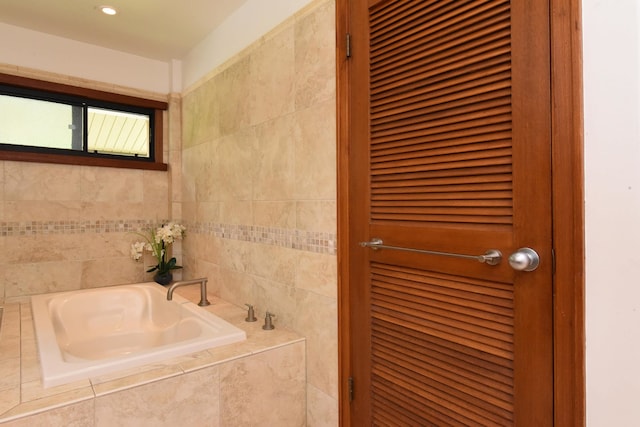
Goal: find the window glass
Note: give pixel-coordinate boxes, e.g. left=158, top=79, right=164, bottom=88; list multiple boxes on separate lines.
left=0, top=73, right=167, bottom=170
left=0, top=94, right=81, bottom=150
left=0, top=86, right=156, bottom=163
left=88, top=107, right=150, bottom=157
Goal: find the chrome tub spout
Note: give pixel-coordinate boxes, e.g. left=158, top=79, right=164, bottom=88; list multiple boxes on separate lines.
left=166, top=278, right=211, bottom=306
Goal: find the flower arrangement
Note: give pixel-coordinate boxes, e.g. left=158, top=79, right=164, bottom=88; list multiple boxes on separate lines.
left=130, top=222, right=186, bottom=283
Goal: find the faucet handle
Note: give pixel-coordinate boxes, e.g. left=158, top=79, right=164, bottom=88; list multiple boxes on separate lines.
left=262, top=311, right=275, bottom=330
left=245, top=304, right=257, bottom=322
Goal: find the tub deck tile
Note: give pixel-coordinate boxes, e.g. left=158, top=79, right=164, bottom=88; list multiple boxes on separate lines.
left=0, top=304, right=20, bottom=360
left=20, top=378, right=92, bottom=403
left=91, top=364, right=184, bottom=397
left=0, top=387, right=95, bottom=424
left=0, top=359, right=20, bottom=392
left=0, top=387, right=19, bottom=418
left=173, top=349, right=222, bottom=373
left=0, top=286, right=305, bottom=425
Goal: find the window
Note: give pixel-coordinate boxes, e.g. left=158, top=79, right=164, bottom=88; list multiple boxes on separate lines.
left=0, top=73, right=168, bottom=170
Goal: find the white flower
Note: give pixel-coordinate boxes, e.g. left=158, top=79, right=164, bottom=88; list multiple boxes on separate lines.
left=129, top=222, right=186, bottom=274
left=155, top=222, right=185, bottom=245
left=130, top=241, right=146, bottom=261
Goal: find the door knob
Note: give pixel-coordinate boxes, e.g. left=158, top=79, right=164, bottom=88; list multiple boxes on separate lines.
left=508, top=248, right=540, bottom=271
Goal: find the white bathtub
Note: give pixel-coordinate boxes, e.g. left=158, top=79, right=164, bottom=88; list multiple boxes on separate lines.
left=31, top=282, right=246, bottom=388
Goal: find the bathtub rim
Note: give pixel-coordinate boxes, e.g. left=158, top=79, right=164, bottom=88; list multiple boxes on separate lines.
left=31, top=282, right=247, bottom=388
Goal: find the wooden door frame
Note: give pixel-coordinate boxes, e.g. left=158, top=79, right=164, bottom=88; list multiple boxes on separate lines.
left=335, top=0, right=585, bottom=425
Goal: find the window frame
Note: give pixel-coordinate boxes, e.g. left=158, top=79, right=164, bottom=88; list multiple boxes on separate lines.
left=0, top=73, right=168, bottom=171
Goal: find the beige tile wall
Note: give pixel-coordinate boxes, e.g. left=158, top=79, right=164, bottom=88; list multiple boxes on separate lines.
left=0, top=67, right=175, bottom=303
left=180, top=0, right=338, bottom=425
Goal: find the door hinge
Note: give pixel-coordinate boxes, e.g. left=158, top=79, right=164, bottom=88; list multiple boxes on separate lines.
left=346, top=33, right=351, bottom=58
left=348, top=376, right=354, bottom=401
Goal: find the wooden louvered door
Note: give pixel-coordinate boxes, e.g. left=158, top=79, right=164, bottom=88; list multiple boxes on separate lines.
left=345, top=0, right=553, bottom=425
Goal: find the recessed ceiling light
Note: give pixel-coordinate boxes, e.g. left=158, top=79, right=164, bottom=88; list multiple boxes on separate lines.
left=99, top=5, right=117, bottom=16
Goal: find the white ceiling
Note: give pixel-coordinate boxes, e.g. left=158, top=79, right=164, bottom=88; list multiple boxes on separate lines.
left=0, top=0, right=249, bottom=61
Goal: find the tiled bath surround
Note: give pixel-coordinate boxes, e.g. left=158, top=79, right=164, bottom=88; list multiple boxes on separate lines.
left=181, top=0, right=338, bottom=425
left=0, top=163, right=173, bottom=301
left=0, top=63, right=176, bottom=302
left=0, top=0, right=338, bottom=424
left=0, top=288, right=306, bottom=426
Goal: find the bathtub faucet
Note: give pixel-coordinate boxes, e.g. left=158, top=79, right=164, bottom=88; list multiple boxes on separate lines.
left=166, top=278, right=211, bottom=307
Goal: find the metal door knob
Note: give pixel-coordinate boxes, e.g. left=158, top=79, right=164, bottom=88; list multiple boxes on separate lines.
left=508, top=248, right=540, bottom=271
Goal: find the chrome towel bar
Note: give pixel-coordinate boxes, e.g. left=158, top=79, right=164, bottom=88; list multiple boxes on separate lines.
left=359, top=238, right=502, bottom=266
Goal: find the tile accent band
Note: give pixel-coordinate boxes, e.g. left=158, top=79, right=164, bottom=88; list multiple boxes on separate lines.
left=0, top=220, right=337, bottom=255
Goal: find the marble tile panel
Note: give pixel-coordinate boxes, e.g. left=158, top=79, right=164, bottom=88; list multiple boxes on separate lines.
left=7, top=386, right=94, bottom=424
left=91, top=364, right=184, bottom=397
left=3, top=235, right=69, bottom=265
left=249, top=26, right=296, bottom=126
left=184, top=233, right=214, bottom=262
left=188, top=260, right=221, bottom=295
left=4, top=162, right=84, bottom=202
left=3, top=262, right=83, bottom=298
left=182, top=76, right=221, bottom=147
left=168, top=98, right=182, bottom=152
left=5, top=233, right=127, bottom=265
left=0, top=358, right=20, bottom=392
left=196, top=201, right=222, bottom=223
left=171, top=201, right=182, bottom=224
left=19, top=340, right=40, bottom=384
left=81, top=167, right=144, bottom=203
left=180, top=150, right=199, bottom=203
left=21, top=377, right=93, bottom=404
left=296, top=200, right=337, bottom=233
left=0, top=399, right=94, bottom=427
left=214, top=130, right=256, bottom=202
left=294, top=289, right=338, bottom=399
left=219, top=200, right=254, bottom=225
left=295, top=251, right=338, bottom=299
left=94, top=366, right=220, bottom=427
left=218, top=269, right=257, bottom=310
left=0, top=304, right=20, bottom=360
left=252, top=276, right=297, bottom=330
left=294, top=100, right=337, bottom=200
left=174, top=349, right=223, bottom=374
left=194, top=141, right=219, bottom=203
left=252, top=201, right=297, bottom=229
left=307, top=383, right=339, bottom=427
left=80, top=257, right=145, bottom=289
left=294, top=0, right=337, bottom=109
left=19, top=322, right=37, bottom=384
left=143, top=170, right=170, bottom=206
left=66, top=201, right=145, bottom=221
left=3, top=200, right=84, bottom=222
left=181, top=201, right=198, bottom=222
left=220, top=341, right=306, bottom=427
left=253, top=115, right=296, bottom=201
left=218, top=55, right=253, bottom=137
left=249, top=244, right=297, bottom=286
left=208, top=329, right=304, bottom=364
left=217, top=238, right=252, bottom=273
left=0, top=387, right=20, bottom=420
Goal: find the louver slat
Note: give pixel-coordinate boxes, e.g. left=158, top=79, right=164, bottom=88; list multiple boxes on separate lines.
left=369, top=0, right=512, bottom=227
left=371, top=262, right=515, bottom=425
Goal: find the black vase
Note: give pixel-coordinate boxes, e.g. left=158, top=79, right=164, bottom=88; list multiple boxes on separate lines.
left=153, top=272, right=173, bottom=286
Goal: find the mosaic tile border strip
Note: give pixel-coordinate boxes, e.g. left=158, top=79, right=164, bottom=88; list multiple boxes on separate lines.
left=0, top=220, right=159, bottom=236
left=0, top=220, right=337, bottom=255
left=187, top=222, right=337, bottom=255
